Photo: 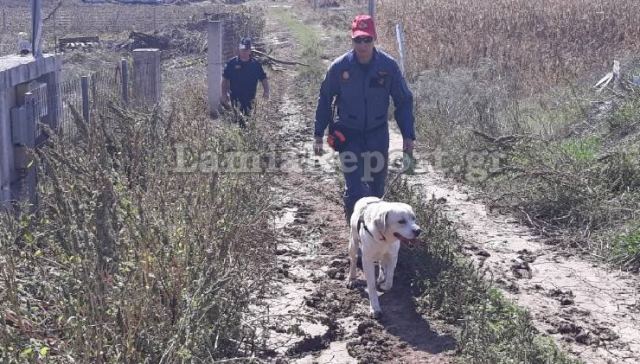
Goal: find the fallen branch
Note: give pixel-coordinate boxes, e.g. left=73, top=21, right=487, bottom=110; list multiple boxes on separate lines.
left=471, top=129, right=524, bottom=148
left=251, top=49, right=309, bottom=67
left=594, top=60, right=621, bottom=92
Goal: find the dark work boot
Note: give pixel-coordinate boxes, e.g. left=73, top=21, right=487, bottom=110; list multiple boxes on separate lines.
left=344, top=205, right=354, bottom=226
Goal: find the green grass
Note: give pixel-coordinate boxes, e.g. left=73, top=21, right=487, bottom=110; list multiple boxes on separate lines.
left=560, top=136, right=601, bottom=163
left=271, top=6, right=329, bottom=108
left=611, top=224, right=640, bottom=268
left=607, top=96, right=640, bottom=131
left=616, top=227, right=640, bottom=255
left=269, top=7, right=321, bottom=53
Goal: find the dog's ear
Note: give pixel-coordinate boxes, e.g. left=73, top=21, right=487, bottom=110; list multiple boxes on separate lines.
left=373, top=209, right=388, bottom=235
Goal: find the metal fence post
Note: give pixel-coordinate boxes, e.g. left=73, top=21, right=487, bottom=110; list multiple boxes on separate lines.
left=121, top=58, right=129, bottom=104
left=369, top=0, right=376, bottom=19
left=81, top=75, right=90, bottom=123
left=2, top=9, right=6, bottom=31
left=395, top=23, right=406, bottom=76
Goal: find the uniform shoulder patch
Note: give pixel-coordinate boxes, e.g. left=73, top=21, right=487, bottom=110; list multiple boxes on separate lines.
left=341, top=70, right=350, bottom=81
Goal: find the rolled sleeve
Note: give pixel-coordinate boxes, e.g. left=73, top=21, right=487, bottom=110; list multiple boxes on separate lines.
left=314, top=67, right=339, bottom=137
left=390, top=64, right=416, bottom=140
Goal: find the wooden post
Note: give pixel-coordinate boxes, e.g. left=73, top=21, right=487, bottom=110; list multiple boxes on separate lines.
left=2, top=9, right=6, bottom=31
left=132, top=48, right=161, bottom=106
left=81, top=76, right=90, bottom=123
left=368, top=0, right=375, bottom=19
left=313, top=0, right=318, bottom=10
left=207, top=21, right=223, bottom=118
left=121, top=58, right=129, bottom=104
left=395, top=23, right=406, bottom=76
left=91, top=73, right=100, bottom=116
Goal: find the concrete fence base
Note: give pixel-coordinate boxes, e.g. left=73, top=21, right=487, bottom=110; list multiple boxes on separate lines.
left=207, top=21, right=223, bottom=118
left=0, top=54, right=61, bottom=207
left=133, top=48, right=161, bottom=106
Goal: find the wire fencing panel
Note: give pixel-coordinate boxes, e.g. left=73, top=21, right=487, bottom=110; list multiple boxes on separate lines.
left=58, top=66, right=123, bottom=142
left=30, top=83, right=50, bottom=145
left=59, top=77, right=82, bottom=142
left=91, top=66, right=123, bottom=118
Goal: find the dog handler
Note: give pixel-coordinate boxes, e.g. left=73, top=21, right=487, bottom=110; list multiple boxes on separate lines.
left=221, top=37, right=270, bottom=116
left=313, top=15, right=416, bottom=223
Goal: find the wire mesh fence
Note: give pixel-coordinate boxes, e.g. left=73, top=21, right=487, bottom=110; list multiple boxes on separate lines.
left=58, top=64, right=124, bottom=142
left=59, top=76, right=83, bottom=140
left=92, top=66, right=123, bottom=117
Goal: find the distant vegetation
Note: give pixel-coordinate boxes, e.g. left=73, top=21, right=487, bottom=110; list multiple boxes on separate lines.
left=379, top=0, right=640, bottom=92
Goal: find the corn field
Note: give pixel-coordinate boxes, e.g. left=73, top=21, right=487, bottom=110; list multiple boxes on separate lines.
left=378, top=0, right=640, bottom=90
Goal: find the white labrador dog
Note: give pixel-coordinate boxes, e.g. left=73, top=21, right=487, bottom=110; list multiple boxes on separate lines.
left=347, top=196, right=422, bottom=318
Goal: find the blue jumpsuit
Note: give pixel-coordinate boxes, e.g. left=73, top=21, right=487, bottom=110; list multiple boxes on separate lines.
left=223, top=56, right=267, bottom=115
left=314, top=49, right=415, bottom=222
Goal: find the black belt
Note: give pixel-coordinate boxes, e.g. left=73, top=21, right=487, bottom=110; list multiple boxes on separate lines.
left=340, top=122, right=388, bottom=136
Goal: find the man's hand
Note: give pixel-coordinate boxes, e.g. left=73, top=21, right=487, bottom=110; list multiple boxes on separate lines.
left=313, top=136, right=324, bottom=156
left=403, top=138, right=415, bottom=154
left=220, top=94, right=230, bottom=106
left=402, top=138, right=416, bottom=174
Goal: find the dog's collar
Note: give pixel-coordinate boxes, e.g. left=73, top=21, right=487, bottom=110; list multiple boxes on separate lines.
left=358, top=216, right=386, bottom=241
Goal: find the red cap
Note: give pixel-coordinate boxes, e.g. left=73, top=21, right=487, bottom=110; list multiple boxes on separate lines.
left=351, top=15, right=376, bottom=39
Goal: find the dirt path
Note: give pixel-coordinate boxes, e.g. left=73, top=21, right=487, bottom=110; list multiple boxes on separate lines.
left=388, top=129, right=640, bottom=364
left=258, top=1, right=640, bottom=363
left=256, top=3, right=457, bottom=363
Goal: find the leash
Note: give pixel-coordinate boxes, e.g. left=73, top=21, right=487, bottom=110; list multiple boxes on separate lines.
left=380, top=164, right=405, bottom=200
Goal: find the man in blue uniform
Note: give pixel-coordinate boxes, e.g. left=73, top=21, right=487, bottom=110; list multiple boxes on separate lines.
left=221, top=37, right=270, bottom=117
left=313, top=15, right=416, bottom=223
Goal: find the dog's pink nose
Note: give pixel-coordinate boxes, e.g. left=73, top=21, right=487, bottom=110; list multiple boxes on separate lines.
left=414, top=228, right=422, bottom=236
